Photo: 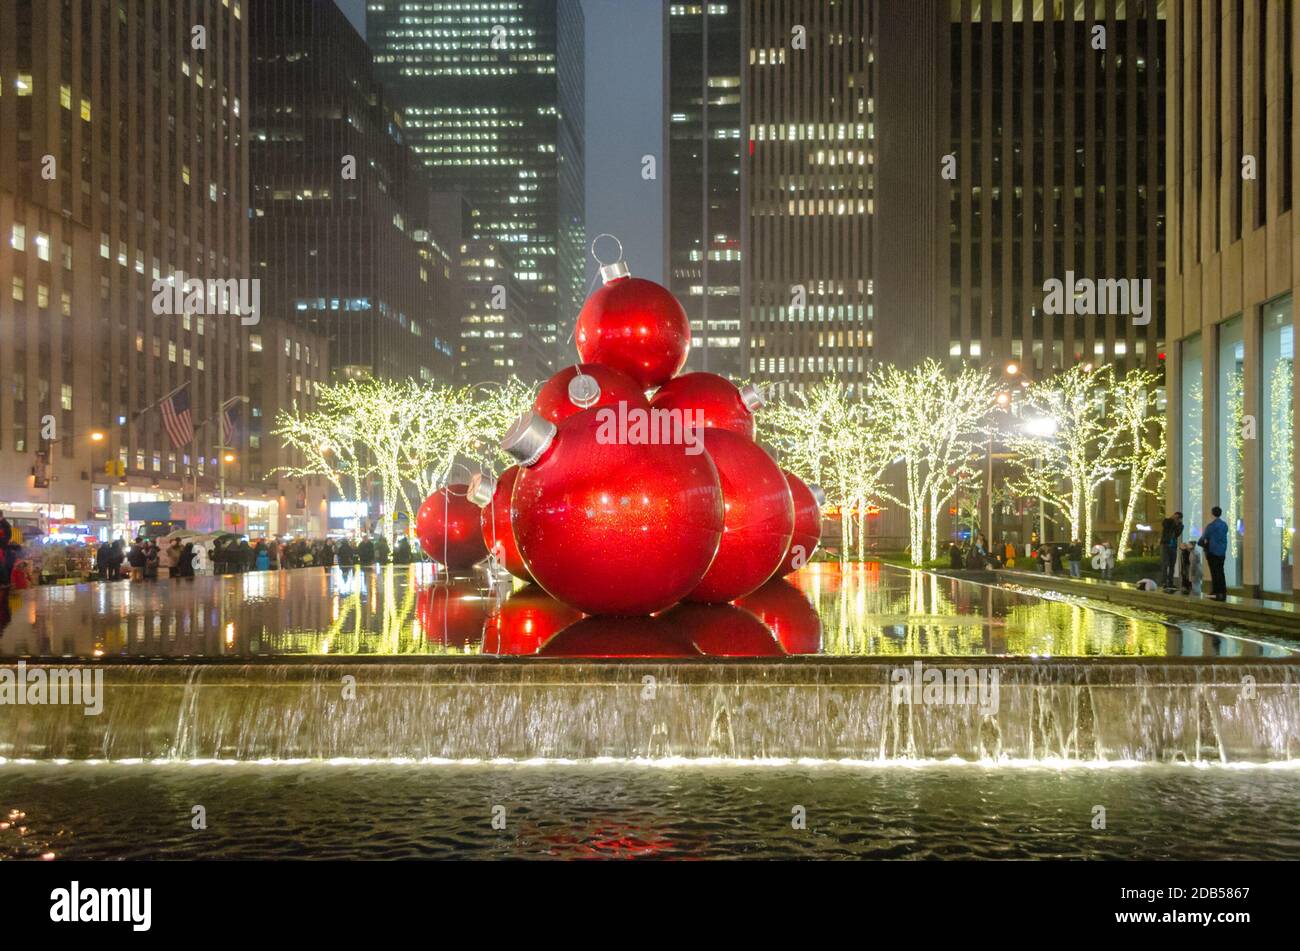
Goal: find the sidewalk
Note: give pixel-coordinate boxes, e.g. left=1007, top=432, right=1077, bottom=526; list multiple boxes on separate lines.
left=999, top=568, right=1300, bottom=638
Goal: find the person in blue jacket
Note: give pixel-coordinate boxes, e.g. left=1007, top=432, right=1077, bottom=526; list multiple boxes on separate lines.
left=1199, top=506, right=1229, bottom=601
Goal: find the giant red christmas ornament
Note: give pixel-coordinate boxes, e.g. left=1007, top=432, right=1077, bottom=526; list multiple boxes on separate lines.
left=687, top=429, right=794, bottom=604
left=650, top=372, right=764, bottom=440
left=468, top=467, right=532, bottom=582
left=534, top=363, right=648, bottom=426
left=482, top=584, right=582, bottom=655
left=778, top=471, right=825, bottom=575
left=574, top=260, right=690, bottom=389
left=415, top=485, right=488, bottom=571
left=738, top=579, right=823, bottom=655
left=504, top=408, right=723, bottom=615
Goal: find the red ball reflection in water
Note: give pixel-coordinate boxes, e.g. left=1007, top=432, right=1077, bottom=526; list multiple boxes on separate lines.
left=482, top=584, right=583, bottom=656
left=538, top=615, right=701, bottom=658
left=416, top=583, right=490, bottom=650
left=660, top=602, right=784, bottom=657
left=736, top=579, right=823, bottom=655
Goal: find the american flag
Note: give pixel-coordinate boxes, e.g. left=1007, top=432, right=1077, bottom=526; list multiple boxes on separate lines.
left=221, top=403, right=239, bottom=446
left=161, top=385, right=194, bottom=449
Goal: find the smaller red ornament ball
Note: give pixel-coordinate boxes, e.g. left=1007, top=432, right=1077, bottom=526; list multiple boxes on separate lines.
left=737, top=579, right=823, bottom=655
left=650, top=372, right=764, bottom=440
left=415, top=485, right=488, bottom=571
left=778, top=471, right=825, bottom=575
left=482, top=584, right=582, bottom=655
left=505, top=408, right=723, bottom=615
left=687, top=429, right=795, bottom=604
left=575, top=265, right=690, bottom=389
left=472, top=466, right=532, bottom=582
left=534, top=363, right=648, bottom=425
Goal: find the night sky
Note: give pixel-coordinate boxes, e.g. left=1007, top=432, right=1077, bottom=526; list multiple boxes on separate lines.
left=332, top=0, right=667, bottom=286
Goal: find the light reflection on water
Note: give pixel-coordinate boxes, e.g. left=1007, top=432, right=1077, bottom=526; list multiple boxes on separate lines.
left=0, top=561, right=1292, bottom=660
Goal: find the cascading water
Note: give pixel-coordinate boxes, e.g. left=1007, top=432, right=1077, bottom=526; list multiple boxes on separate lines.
left=2, top=661, right=1295, bottom=763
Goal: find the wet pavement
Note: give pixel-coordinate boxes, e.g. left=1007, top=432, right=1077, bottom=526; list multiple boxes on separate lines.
left=0, top=561, right=1293, bottom=660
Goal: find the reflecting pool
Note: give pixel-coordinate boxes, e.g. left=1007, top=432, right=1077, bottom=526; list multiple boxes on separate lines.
left=2, top=760, right=1298, bottom=860
left=0, top=561, right=1293, bottom=659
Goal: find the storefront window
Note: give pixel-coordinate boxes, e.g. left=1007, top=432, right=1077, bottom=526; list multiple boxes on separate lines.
left=1180, top=334, right=1203, bottom=539
left=1217, top=316, right=1246, bottom=587
left=1261, top=296, right=1294, bottom=593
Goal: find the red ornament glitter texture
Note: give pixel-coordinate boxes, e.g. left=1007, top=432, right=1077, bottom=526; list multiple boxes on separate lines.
left=415, top=485, right=488, bottom=571
left=475, top=466, right=532, bottom=581
left=687, top=429, right=794, bottom=604
left=533, top=363, right=648, bottom=425
left=574, top=269, right=690, bottom=390
left=778, top=470, right=824, bottom=575
left=650, top=372, right=764, bottom=440
left=508, top=408, right=724, bottom=615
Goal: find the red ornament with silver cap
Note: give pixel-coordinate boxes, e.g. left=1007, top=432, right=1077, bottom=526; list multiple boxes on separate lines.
left=686, top=428, right=795, bottom=604
left=533, top=363, right=648, bottom=426
left=414, top=484, right=488, bottom=572
left=468, top=467, right=532, bottom=582
left=503, top=408, right=724, bottom=615
left=649, top=372, right=765, bottom=440
left=778, top=471, right=825, bottom=575
left=574, top=236, right=691, bottom=390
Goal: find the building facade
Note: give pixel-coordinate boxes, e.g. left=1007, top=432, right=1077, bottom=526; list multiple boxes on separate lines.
left=1166, top=0, right=1297, bottom=596
left=741, top=0, right=876, bottom=399
left=669, top=1, right=745, bottom=379
left=0, top=0, right=256, bottom=540
left=368, top=0, right=585, bottom=368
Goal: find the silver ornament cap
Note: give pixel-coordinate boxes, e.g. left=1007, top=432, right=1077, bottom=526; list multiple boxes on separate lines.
left=600, top=260, right=630, bottom=283
left=501, top=412, right=557, bottom=467
left=808, top=483, right=827, bottom=507
left=467, top=472, right=497, bottom=508
left=739, top=382, right=766, bottom=412
left=567, top=372, right=602, bottom=409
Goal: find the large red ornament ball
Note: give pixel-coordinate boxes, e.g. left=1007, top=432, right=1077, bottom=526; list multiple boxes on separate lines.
left=415, top=485, right=488, bottom=571
left=778, top=471, right=824, bottom=575
left=534, top=363, right=648, bottom=426
left=482, top=584, right=582, bottom=655
left=687, top=429, right=795, bottom=604
left=476, top=466, right=532, bottom=582
left=508, top=409, right=724, bottom=615
left=737, top=579, right=823, bottom=655
left=649, top=372, right=763, bottom=440
left=575, top=270, right=690, bottom=389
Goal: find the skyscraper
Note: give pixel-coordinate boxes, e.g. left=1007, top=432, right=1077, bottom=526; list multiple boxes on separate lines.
left=669, top=1, right=744, bottom=378
left=0, top=0, right=253, bottom=538
left=741, top=0, right=876, bottom=399
left=368, top=0, right=586, bottom=370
